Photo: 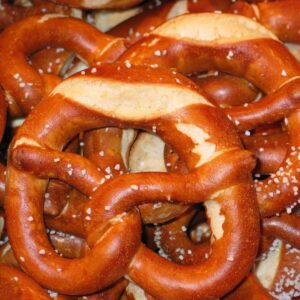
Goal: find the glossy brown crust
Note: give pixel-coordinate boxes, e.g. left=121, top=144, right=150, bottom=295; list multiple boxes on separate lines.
left=0, top=1, right=73, bottom=30
left=187, top=0, right=232, bottom=13
left=229, top=0, right=300, bottom=43
left=83, top=128, right=126, bottom=177
left=0, top=15, right=126, bottom=116
left=224, top=273, right=274, bottom=300
left=191, top=73, right=258, bottom=108
left=242, top=132, right=288, bottom=174
left=50, top=0, right=143, bottom=9
left=0, top=240, right=19, bottom=267
left=121, top=14, right=300, bottom=216
left=49, top=232, right=89, bottom=258
left=31, top=47, right=74, bottom=77
left=0, top=264, right=51, bottom=300
left=82, top=127, right=184, bottom=224
left=0, top=163, right=6, bottom=208
left=84, top=279, right=128, bottom=300
left=0, top=89, right=7, bottom=144
left=156, top=209, right=210, bottom=265
left=6, top=63, right=259, bottom=299
left=109, top=1, right=178, bottom=44
left=263, top=214, right=300, bottom=249
left=45, top=128, right=127, bottom=235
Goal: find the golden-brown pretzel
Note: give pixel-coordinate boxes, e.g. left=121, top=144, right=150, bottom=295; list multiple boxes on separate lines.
left=0, top=264, right=51, bottom=299
left=6, top=63, right=258, bottom=299
left=152, top=208, right=211, bottom=265
left=109, top=0, right=233, bottom=44
left=30, top=47, right=74, bottom=77
left=229, top=0, right=300, bottom=44
left=50, top=0, right=143, bottom=10
left=242, top=131, right=288, bottom=174
left=190, top=72, right=259, bottom=108
left=128, top=131, right=189, bottom=224
left=0, top=88, right=7, bottom=144
left=120, top=12, right=300, bottom=216
left=224, top=273, right=275, bottom=300
left=0, top=14, right=126, bottom=116
left=0, top=1, right=77, bottom=30
left=263, top=213, right=300, bottom=249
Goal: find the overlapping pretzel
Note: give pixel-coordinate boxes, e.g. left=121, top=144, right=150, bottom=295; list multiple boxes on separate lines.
left=6, top=62, right=259, bottom=299
left=0, top=1, right=300, bottom=299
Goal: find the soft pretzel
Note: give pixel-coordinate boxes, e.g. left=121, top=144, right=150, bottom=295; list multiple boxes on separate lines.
left=224, top=273, right=275, bottom=300
left=0, top=1, right=77, bottom=30
left=6, top=63, right=258, bottom=299
left=0, top=14, right=126, bottom=116
left=229, top=0, right=300, bottom=44
left=153, top=208, right=210, bottom=265
left=242, top=131, right=288, bottom=174
left=0, top=89, right=7, bottom=144
left=30, top=47, right=75, bottom=77
left=120, top=12, right=300, bottom=216
left=109, top=0, right=233, bottom=44
left=128, top=132, right=189, bottom=223
left=190, top=73, right=259, bottom=108
left=50, top=0, right=143, bottom=9
left=263, top=213, right=300, bottom=249
left=0, top=264, right=51, bottom=299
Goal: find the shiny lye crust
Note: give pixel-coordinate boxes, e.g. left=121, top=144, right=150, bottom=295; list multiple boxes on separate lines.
left=6, top=62, right=259, bottom=300
left=121, top=13, right=300, bottom=217
left=0, top=8, right=300, bottom=300
left=51, top=0, right=144, bottom=9
left=0, top=14, right=126, bottom=116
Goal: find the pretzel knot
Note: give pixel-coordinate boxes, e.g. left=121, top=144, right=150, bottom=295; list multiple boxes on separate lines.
left=0, top=14, right=126, bottom=117
left=120, top=13, right=300, bottom=216
left=7, top=63, right=259, bottom=299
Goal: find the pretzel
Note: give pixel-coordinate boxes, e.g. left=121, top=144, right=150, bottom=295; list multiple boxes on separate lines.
left=128, top=132, right=189, bottom=223
left=0, top=1, right=76, bottom=30
left=44, top=127, right=132, bottom=235
left=0, top=232, right=88, bottom=267
left=0, top=264, right=51, bottom=299
left=30, top=47, right=75, bottom=77
left=0, top=210, right=3, bottom=238
left=91, top=5, right=142, bottom=33
left=152, top=208, right=211, bottom=265
left=190, top=73, right=259, bottom=108
left=224, top=273, right=275, bottom=300
left=108, top=0, right=233, bottom=44
left=50, top=0, right=143, bottom=9
left=123, top=282, right=158, bottom=300
left=0, top=88, right=7, bottom=144
left=82, top=127, right=127, bottom=177
left=0, top=242, right=19, bottom=267
left=6, top=63, right=258, bottom=299
left=120, top=12, right=300, bottom=217
left=228, top=0, right=300, bottom=44
left=242, top=131, right=288, bottom=174
left=0, top=14, right=126, bottom=116
left=262, top=213, right=300, bottom=249
left=255, top=238, right=300, bottom=299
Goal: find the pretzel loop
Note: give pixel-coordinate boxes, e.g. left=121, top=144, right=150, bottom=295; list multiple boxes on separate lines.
left=6, top=63, right=259, bottom=299
left=0, top=15, right=126, bottom=116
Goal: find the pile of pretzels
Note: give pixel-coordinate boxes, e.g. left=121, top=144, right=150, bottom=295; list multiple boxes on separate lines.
left=0, top=0, right=299, bottom=299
